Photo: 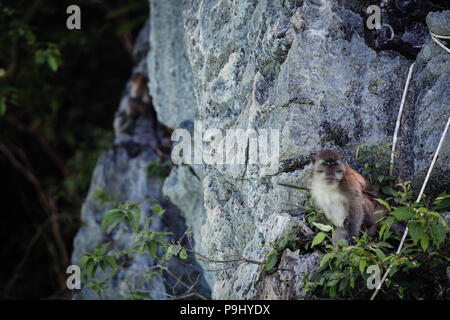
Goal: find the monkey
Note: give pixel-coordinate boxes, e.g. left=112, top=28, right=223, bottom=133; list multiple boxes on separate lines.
left=114, top=72, right=153, bottom=135
left=125, top=72, right=152, bottom=118
left=309, top=150, right=393, bottom=244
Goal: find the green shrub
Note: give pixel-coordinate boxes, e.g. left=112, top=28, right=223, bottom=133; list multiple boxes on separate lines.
left=301, top=144, right=450, bottom=299
left=79, top=197, right=188, bottom=299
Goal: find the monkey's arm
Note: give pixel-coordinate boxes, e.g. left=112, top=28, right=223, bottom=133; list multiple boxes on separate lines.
left=346, top=200, right=364, bottom=243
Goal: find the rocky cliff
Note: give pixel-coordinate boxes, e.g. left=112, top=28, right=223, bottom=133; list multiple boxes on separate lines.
left=72, top=1, right=449, bottom=299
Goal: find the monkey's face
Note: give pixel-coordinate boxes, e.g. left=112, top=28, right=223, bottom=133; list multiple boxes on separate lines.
left=313, top=158, right=345, bottom=185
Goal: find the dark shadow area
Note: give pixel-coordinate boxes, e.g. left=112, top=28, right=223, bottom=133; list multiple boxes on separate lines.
left=0, top=0, right=148, bottom=299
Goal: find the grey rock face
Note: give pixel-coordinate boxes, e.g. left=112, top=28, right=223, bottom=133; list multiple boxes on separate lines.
left=148, top=0, right=449, bottom=299
left=426, top=10, right=450, bottom=36
left=410, top=12, right=450, bottom=195
left=256, top=249, right=323, bottom=300
left=147, top=0, right=197, bottom=128
left=71, top=21, right=210, bottom=300
left=72, top=1, right=449, bottom=300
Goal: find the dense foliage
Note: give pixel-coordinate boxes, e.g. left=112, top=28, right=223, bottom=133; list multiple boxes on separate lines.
left=262, top=144, right=449, bottom=299
left=303, top=185, right=449, bottom=299
left=0, top=0, right=148, bottom=299
left=300, top=144, right=449, bottom=299
left=78, top=196, right=193, bottom=299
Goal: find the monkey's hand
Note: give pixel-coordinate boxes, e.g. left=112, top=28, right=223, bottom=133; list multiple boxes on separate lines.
left=332, top=228, right=349, bottom=246
left=347, top=204, right=364, bottom=244
left=348, top=236, right=357, bottom=245
left=342, top=217, right=355, bottom=245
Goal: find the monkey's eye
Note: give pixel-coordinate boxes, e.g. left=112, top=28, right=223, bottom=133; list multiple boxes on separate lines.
left=316, top=170, right=324, bottom=173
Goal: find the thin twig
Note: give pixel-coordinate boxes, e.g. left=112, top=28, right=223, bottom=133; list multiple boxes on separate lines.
left=430, top=32, right=450, bottom=54
left=186, top=248, right=265, bottom=266
left=2, top=214, right=74, bottom=297
left=389, top=62, right=415, bottom=177
left=158, top=265, right=208, bottom=300
left=0, top=142, right=69, bottom=291
left=5, top=115, right=69, bottom=178
left=87, top=0, right=135, bottom=54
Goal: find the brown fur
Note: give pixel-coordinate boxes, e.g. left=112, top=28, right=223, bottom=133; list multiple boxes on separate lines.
left=340, top=165, right=386, bottom=237
left=312, top=150, right=387, bottom=242
left=126, top=72, right=152, bottom=118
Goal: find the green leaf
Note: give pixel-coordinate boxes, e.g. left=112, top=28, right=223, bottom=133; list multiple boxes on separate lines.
left=383, top=216, right=395, bottom=227
left=338, top=279, right=347, bottom=293
left=136, top=198, right=157, bottom=206
left=0, top=97, right=6, bottom=116
left=163, top=245, right=174, bottom=261
left=179, top=248, right=187, bottom=260
left=382, top=186, right=397, bottom=197
left=379, top=224, right=387, bottom=241
left=47, top=55, right=59, bottom=72
left=319, top=253, right=333, bottom=268
left=359, top=259, right=367, bottom=275
left=102, top=209, right=125, bottom=234
left=391, top=207, right=415, bottom=221
left=329, top=284, right=337, bottom=298
left=128, top=207, right=141, bottom=232
left=265, top=251, right=278, bottom=271
left=420, top=233, right=429, bottom=252
left=427, top=211, right=446, bottom=222
left=35, top=50, right=46, bottom=64
left=377, top=241, right=394, bottom=249
left=335, top=238, right=348, bottom=247
left=79, top=255, right=89, bottom=267
left=134, top=291, right=152, bottom=299
left=430, top=223, right=447, bottom=246
left=407, top=221, right=423, bottom=245
left=97, top=243, right=110, bottom=254
left=103, top=256, right=117, bottom=271
left=278, top=238, right=288, bottom=248
left=148, top=240, right=157, bottom=259
left=92, top=189, right=110, bottom=203
left=85, top=259, right=96, bottom=278
left=312, top=222, right=333, bottom=232
left=99, top=261, right=107, bottom=273
left=374, top=248, right=385, bottom=260
left=312, top=232, right=326, bottom=247
left=373, top=198, right=391, bottom=212
left=151, top=204, right=165, bottom=216
left=432, top=198, right=450, bottom=211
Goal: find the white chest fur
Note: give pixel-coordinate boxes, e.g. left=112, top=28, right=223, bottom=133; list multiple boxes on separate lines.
left=311, top=179, right=349, bottom=228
